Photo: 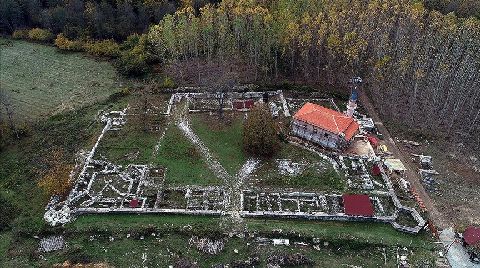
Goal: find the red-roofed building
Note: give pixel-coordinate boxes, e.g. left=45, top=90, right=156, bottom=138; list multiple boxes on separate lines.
left=292, top=103, right=360, bottom=149
left=342, top=194, right=374, bottom=217
left=233, top=99, right=255, bottom=110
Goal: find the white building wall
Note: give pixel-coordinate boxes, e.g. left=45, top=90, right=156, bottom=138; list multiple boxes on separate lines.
left=292, top=119, right=347, bottom=149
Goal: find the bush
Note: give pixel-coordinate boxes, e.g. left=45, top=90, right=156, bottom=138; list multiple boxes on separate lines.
left=243, top=103, right=279, bottom=156
left=160, top=76, right=176, bottom=88
left=27, top=28, right=54, bottom=42
left=54, top=33, right=85, bottom=52
left=84, top=39, right=121, bottom=58
left=115, top=33, right=153, bottom=76
left=121, top=34, right=142, bottom=51
left=12, top=29, right=29, bottom=39
left=116, top=49, right=149, bottom=76
left=37, top=150, right=74, bottom=197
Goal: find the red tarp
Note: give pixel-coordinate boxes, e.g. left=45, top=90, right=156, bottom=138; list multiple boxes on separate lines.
left=342, top=194, right=374, bottom=217
left=464, top=226, right=480, bottom=246
left=367, top=135, right=379, bottom=148
left=244, top=99, right=255, bottom=109
left=233, top=99, right=255, bottom=110
left=371, top=164, right=381, bottom=176
left=129, top=199, right=139, bottom=208
left=233, top=100, right=244, bottom=110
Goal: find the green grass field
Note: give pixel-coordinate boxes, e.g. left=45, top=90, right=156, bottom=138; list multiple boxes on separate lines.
left=190, top=113, right=246, bottom=175
left=0, top=38, right=120, bottom=122
left=21, top=214, right=433, bottom=267
left=96, top=124, right=161, bottom=165
left=154, top=125, right=220, bottom=186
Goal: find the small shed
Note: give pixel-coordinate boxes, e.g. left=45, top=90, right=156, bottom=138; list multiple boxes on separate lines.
left=233, top=99, right=255, bottom=110
left=342, top=194, right=374, bottom=217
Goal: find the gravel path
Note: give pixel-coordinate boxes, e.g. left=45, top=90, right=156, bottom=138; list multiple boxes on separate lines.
left=173, top=99, right=260, bottom=225
left=440, top=228, right=480, bottom=268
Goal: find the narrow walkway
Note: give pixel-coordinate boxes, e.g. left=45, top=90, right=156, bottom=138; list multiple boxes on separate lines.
left=172, top=98, right=259, bottom=226
left=440, top=228, right=480, bottom=268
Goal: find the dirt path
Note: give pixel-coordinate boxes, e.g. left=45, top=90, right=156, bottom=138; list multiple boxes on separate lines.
left=359, top=93, right=450, bottom=230
left=172, top=98, right=259, bottom=228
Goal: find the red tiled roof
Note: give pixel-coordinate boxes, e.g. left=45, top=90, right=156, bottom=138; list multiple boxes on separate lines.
left=343, top=194, right=374, bottom=217
left=464, top=226, right=480, bottom=246
left=294, top=103, right=359, bottom=141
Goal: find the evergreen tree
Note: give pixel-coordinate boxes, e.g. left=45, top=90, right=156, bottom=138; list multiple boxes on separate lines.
left=243, top=103, right=279, bottom=157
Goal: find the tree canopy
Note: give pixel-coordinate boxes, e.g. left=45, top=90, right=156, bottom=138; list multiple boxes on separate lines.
left=148, top=0, right=480, bottom=148
left=243, top=103, right=279, bottom=157
left=0, top=0, right=215, bottom=40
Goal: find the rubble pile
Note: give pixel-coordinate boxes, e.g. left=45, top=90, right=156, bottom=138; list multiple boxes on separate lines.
left=39, top=236, right=65, bottom=253
left=189, top=236, right=225, bottom=255
left=266, top=253, right=314, bottom=267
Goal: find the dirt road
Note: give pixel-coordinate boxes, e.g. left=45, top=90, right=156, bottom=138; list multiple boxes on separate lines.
left=359, top=93, right=450, bottom=230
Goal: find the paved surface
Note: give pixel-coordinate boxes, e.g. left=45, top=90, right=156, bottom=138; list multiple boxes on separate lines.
left=440, top=228, right=480, bottom=268
left=359, top=93, right=450, bottom=230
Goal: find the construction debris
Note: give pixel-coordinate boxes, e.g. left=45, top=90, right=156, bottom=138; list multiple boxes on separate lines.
left=189, top=236, right=225, bottom=255
left=39, top=236, right=65, bottom=253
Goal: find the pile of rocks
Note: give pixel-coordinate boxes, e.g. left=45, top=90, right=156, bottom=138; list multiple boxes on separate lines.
left=189, top=236, right=225, bottom=255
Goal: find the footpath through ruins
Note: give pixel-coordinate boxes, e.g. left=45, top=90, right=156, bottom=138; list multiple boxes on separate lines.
left=172, top=97, right=259, bottom=230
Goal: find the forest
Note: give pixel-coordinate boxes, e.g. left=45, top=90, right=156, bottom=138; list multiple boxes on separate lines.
left=147, top=0, right=480, bottom=148
left=0, top=0, right=217, bottom=39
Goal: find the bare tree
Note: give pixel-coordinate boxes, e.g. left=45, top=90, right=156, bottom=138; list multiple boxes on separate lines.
left=211, top=70, right=238, bottom=119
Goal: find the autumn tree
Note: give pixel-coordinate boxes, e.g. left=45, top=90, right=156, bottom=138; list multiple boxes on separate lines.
left=38, top=150, right=74, bottom=197
left=148, top=0, right=480, bottom=149
left=243, top=103, right=279, bottom=157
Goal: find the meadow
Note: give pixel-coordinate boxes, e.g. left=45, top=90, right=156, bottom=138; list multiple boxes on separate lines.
left=0, top=38, right=120, bottom=122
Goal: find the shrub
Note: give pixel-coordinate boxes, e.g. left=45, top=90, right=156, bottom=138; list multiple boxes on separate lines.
left=12, top=29, right=29, bottom=39
left=27, top=28, right=54, bottom=42
left=115, top=33, right=154, bottom=76
left=38, top=164, right=73, bottom=197
left=84, top=39, right=121, bottom=58
left=160, top=76, right=176, bottom=88
left=54, top=33, right=85, bottom=52
left=243, top=103, right=279, bottom=156
left=37, top=150, right=74, bottom=197
left=121, top=33, right=142, bottom=51
left=116, top=49, right=149, bottom=76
